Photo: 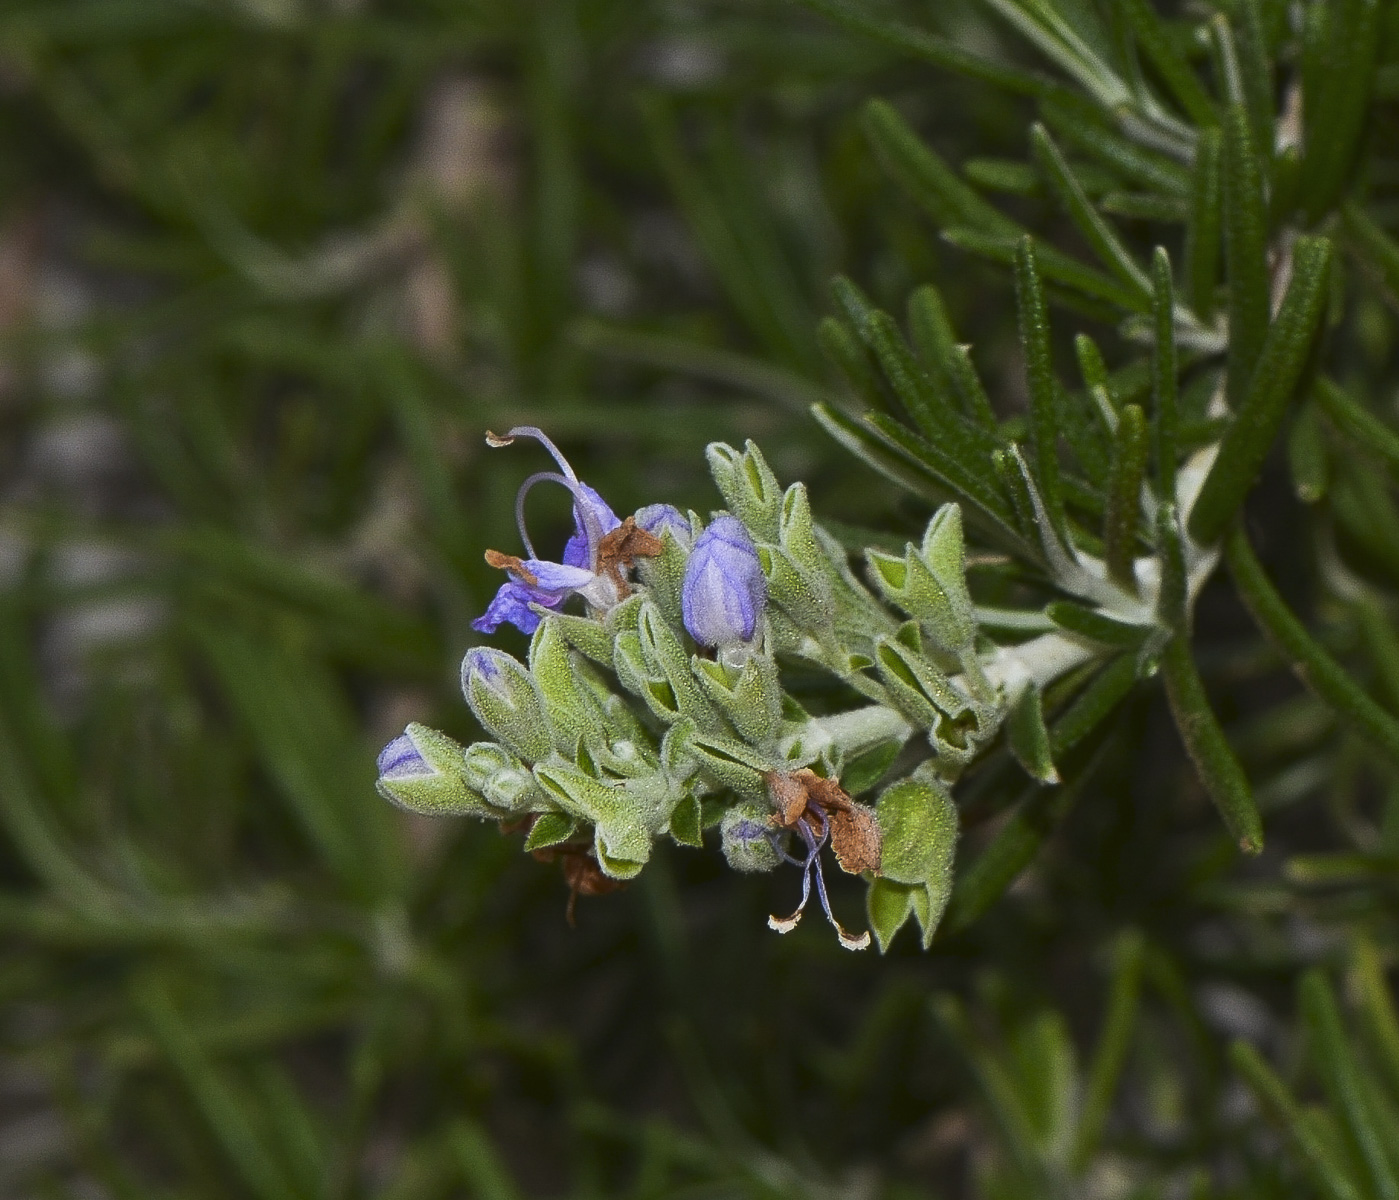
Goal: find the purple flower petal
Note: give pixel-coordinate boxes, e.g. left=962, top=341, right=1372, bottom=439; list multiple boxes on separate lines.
left=471, top=579, right=561, bottom=635
left=524, top=559, right=598, bottom=592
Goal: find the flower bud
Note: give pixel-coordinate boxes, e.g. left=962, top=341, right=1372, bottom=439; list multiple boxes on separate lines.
left=635, top=503, right=694, bottom=549
left=682, top=516, right=767, bottom=653
left=721, top=802, right=783, bottom=872
left=634, top=506, right=696, bottom=630
left=375, top=724, right=493, bottom=818
left=460, top=742, right=546, bottom=813
left=461, top=647, right=552, bottom=763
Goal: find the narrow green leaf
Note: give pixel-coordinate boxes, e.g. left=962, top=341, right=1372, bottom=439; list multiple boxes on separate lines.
left=1160, top=637, right=1263, bottom=853
left=944, top=227, right=1147, bottom=312
left=1119, top=0, right=1217, bottom=127
left=1232, top=1041, right=1368, bottom=1200
left=947, top=660, right=1136, bottom=928
left=798, top=0, right=1069, bottom=99
left=1048, top=653, right=1140, bottom=760
left=1030, top=124, right=1151, bottom=301
left=1014, top=237, right=1067, bottom=539
left=1352, top=935, right=1399, bottom=1102
left=1186, top=127, right=1224, bottom=322
left=1342, top=202, right=1399, bottom=310
left=946, top=755, right=1094, bottom=932
left=1104, top=404, right=1148, bottom=593
left=1189, top=236, right=1334, bottom=545
left=1156, top=503, right=1187, bottom=633
left=931, top=995, right=1052, bottom=1185
left=1151, top=248, right=1179, bottom=500
left=1074, top=930, right=1146, bottom=1167
left=818, top=316, right=889, bottom=413
left=832, top=280, right=988, bottom=449
left=866, top=412, right=1018, bottom=531
left=448, top=1120, right=524, bottom=1200
left=863, top=99, right=1018, bottom=237
left=1300, top=0, right=1382, bottom=220
left=1045, top=601, right=1149, bottom=649
left=1008, top=684, right=1059, bottom=784
left=1224, top=527, right=1399, bottom=770
left=1039, top=97, right=1193, bottom=197
left=136, top=981, right=299, bottom=1200
left=640, top=97, right=815, bottom=369
left=813, top=404, right=1033, bottom=559
left=1301, top=971, right=1399, bottom=1200
left=1231, top=0, right=1276, bottom=159
left=1287, top=400, right=1330, bottom=503
left=907, top=285, right=999, bottom=428
left=1316, top=378, right=1399, bottom=475
left=1075, top=333, right=1117, bottom=421
left=1222, top=102, right=1271, bottom=409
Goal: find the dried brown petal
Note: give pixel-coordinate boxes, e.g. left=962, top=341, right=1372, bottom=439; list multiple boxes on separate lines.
left=484, top=548, right=538, bottom=586
left=802, top=771, right=854, bottom=813
left=561, top=851, right=625, bottom=897
left=829, top=802, right=882, bottom=875
left=765, top=770, right=811, bottom=828
left=596, top=516, right=665, bottom=597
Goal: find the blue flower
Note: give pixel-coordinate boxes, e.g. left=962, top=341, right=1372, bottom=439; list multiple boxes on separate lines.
left=473, top=428, right=662, bottom=636
left=681, top=515, right=766, bottom=651
left=377, top=731, right=433, bottom=780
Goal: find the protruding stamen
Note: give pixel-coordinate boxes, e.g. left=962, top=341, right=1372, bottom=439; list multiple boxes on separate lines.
left=513, top=471, right=610, bottom=567
left=768, top=829, right=815, bottom=934
left=486, top=426, right=579, bottom=482
left=796, top=817, right=871, bottom=952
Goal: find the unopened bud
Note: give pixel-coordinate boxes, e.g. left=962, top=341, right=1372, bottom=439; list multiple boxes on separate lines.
left=682, top=516, right=767, bottom=654
left=461, top=646, right=552, bottom=762
left=375, top=724, right=492, bottom=818
left=721, top=803, right=784, bottom=872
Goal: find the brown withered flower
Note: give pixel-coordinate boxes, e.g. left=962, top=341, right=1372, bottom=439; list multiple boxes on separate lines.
left=762, top=768, right=882, bottom=950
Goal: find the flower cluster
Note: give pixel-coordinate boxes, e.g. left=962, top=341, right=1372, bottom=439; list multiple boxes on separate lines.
left=375, top=431, right=1149, bottom=952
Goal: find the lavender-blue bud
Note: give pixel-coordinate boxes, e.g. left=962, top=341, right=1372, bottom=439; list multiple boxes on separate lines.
left=377, top=732, right=431, bottom=779
left=375, top=723, right=490, bottom=817
left=635, top=503, right=693, bottom=548
left=682, top=516, right=766, bottom=651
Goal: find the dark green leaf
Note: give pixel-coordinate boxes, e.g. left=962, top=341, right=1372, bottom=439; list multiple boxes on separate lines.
left=1189, top=236, right=1334, bottom=544
left=1160, top=636, right=1263, bottom=853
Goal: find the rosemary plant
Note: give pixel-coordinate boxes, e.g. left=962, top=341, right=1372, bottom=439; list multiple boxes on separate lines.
left=7, top=0, right=1399, bottom=1197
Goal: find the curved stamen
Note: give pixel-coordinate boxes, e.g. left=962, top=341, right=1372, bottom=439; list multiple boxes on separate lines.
left=771, top=818, right=868, bottom=950
left=768, top=848, right=815, bottom=934
left=487, top=426, right=579, bottom=483
left=513, top=471, right=609, bottom=568
left=807, top=843, right=870, bottom=951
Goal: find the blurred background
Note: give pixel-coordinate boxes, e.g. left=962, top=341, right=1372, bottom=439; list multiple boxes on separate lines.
left=4, top=1, right=1398, bottom=1197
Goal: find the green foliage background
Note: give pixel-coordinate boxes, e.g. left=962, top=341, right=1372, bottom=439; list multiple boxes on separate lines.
left=5, top=0, right=1399, bottom=1196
